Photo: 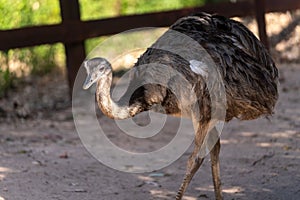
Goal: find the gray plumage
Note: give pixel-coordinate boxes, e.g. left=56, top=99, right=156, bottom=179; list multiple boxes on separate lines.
left=83, top=12, right=278, bottom=200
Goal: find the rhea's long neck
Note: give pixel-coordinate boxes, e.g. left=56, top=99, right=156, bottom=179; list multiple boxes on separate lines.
left=96, top=72, right=143, bottom=120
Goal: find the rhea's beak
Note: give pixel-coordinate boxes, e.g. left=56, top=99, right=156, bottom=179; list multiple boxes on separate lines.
left=83, top=73, right=94, bottom=90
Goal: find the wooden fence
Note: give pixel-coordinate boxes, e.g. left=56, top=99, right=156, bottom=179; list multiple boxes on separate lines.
left=1, top=0, right=300, bottom=90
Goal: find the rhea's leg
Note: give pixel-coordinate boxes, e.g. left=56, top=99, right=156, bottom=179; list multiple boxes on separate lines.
left=210, top=138, right=223, bottom=200
left=175, top=149, right=204, bottom=200
left=175, top=124, right=208, bottom=200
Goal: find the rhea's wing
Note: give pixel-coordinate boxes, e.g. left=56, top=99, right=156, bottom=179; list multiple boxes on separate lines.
left=170, top=13, right=279, bottom=119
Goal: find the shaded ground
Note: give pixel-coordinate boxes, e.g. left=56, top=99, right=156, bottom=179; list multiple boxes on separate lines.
left=0, top=63, right=299, bottom=200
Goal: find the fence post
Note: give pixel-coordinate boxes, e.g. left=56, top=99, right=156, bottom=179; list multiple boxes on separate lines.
left=255, top=0, right=269, bottom=50
left=59, top=0, right=86, bottom=94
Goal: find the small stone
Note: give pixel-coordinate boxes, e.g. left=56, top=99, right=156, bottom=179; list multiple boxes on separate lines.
left=59, top=152, right=69, bottom=159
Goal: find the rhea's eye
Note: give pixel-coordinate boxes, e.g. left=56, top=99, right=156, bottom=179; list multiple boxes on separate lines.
left=99, top=65, right=105, bottom=72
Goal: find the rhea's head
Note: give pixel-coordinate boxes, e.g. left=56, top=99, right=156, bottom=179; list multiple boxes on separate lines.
left=83, top=57, right=112, bottom=90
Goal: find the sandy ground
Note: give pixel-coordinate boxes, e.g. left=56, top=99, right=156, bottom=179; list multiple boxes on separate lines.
left=0, top=63, right=299, bottom=200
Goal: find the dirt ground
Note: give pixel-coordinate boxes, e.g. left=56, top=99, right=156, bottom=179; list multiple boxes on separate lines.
left=0, top=63, right=299, bottom=200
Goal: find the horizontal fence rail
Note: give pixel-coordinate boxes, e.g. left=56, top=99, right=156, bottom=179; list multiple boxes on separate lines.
left=0, top=0, right=299, bottom=89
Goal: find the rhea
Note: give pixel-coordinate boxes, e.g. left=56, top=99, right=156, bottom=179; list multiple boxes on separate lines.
left=82, top=13, right=278, bottom=200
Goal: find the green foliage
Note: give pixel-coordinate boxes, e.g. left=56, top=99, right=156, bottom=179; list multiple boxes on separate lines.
left=81, top=0, right=206, bottom=55
left=79, top=0, right=118, bottom=21
left=119, top=0, right=205, bottom=15
left=0, top=0, right=64, bottom=97
left=0, top=51, right=15, bottom=97
left=0, top=0, right=62, bottom=78
left=0, top=68, right=15, bottom=97
left=26, top=43, right=65, bottom=75
left=204, top=0, right=230, bottom=3
left=0, top=69, right=11, bottom=97
left=0, top=0, right=61, bottom=29
left=80, top=0, right=206, bottom=21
